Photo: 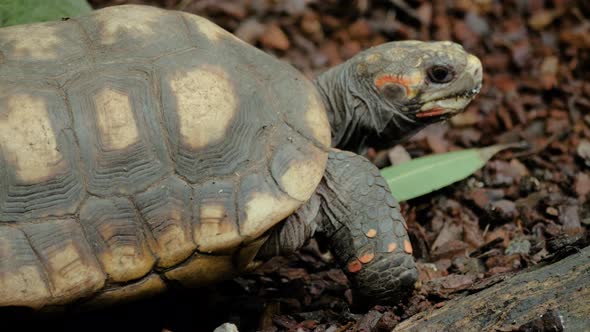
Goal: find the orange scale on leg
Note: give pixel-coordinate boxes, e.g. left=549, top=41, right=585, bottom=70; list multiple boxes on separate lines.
left=347, top=259, right=362, bottom=273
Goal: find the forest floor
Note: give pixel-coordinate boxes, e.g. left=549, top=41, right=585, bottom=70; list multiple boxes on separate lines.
left=16, top=0, right=590, bottom=331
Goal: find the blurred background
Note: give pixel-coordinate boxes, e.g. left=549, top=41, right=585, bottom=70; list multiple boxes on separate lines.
left=4, top=1, right=590, bottom=331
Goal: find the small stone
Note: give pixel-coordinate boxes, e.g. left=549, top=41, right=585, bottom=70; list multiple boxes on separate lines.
left=388, top=145, right=412, bottom=165
left=489, top=199, right=518, bottom=221
left=213, top=323, right=239, bottom=332
left=546, top=206, right=559, bottom=216
left=505, top=238, right=531, bottom=255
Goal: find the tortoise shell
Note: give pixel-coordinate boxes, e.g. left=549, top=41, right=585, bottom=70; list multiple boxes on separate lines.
left=0, top=5, right=330, bottom=309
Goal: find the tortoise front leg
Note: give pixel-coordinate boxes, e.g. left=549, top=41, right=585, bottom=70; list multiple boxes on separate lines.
left=258, top=149, right=417, bottom=304
left=316, top=149, right=417, bottom=304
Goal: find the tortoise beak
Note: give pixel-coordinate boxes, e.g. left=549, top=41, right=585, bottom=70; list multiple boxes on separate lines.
left=467, top=54, right=483, bottom=92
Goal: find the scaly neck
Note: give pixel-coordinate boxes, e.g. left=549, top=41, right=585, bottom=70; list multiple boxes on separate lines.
left=314, top=63, right=422, bottom=154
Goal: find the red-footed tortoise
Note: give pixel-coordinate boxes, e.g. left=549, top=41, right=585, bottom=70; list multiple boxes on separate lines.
left=0, top=5, right=482, bottom=310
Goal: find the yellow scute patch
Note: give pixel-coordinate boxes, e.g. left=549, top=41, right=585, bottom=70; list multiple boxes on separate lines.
left=94, top=87, right=140, bottom=151
left=200, top=204, right=226, bottom=221
left=0, top=94, right=64, bottom=184
left=241, top=192, right=300, bottom=239
left=194, top=204, right=241, bottom=253
left=1, top=24, right=61, bottom=60
left=0, top=265, right=50, bottom=309
left=305, top=92, right=331, bottom=147
left=153, top=223, right=195, bottom=268
left=95, top=8, right=159, bottom=45
left=46, top=243, right=105, bottom=303
left=279, top=146, right=326, bottom=202
left=96, top=227, right=156, bottom=282
left=169, top=66, right=237, bottom=149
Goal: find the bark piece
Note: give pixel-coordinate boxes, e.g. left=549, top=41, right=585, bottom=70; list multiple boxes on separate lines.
left=394, top=246, right=590, bottom=331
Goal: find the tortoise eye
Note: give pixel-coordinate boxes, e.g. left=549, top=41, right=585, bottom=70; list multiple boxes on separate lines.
left=427, top=66, right=453, bottom=84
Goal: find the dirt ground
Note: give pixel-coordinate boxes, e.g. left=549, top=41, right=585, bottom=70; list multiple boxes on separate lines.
left=13, top=0, right=590, bottom=331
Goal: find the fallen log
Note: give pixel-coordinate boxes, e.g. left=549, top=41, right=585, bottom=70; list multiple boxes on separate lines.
left=394, top=245, right=590, bottom=331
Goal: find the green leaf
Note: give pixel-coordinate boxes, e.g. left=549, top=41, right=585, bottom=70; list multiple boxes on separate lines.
left=0, top=0, right=92, bottom=27
left=380, top=143, right=523, bottom=202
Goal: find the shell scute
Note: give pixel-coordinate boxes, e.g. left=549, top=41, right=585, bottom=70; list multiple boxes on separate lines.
left=18, top=218, right=106, bottom=305
left=66, top=66, right=170, bottom=196
left=134, top=176, right=196, bottom=268
left=0, top=84, right=84, bottom=222
left=79, top=197, right=156, bottom=282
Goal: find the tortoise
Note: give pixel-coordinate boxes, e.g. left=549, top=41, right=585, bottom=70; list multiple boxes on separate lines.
left=0, top=5, right=482, bottom=310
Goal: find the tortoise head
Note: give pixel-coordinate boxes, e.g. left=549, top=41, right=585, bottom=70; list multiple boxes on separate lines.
left=315, top=40, right=483, bottom=152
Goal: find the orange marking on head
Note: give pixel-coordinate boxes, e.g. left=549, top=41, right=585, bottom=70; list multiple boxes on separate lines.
left=358, top=252, right=375, bottom=264
left=374, top=74, right=422, bottom=97
left=366, top=229, right=377, bottom=238
left=374, top=75, right=411, bottom=95
left=347, top=259, right=362, bottom=273
left=416, top=107, right=446, bottom=118
left=387, top=243, right=397, bottom=253
left=404, top=240, right=413, bottom=254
